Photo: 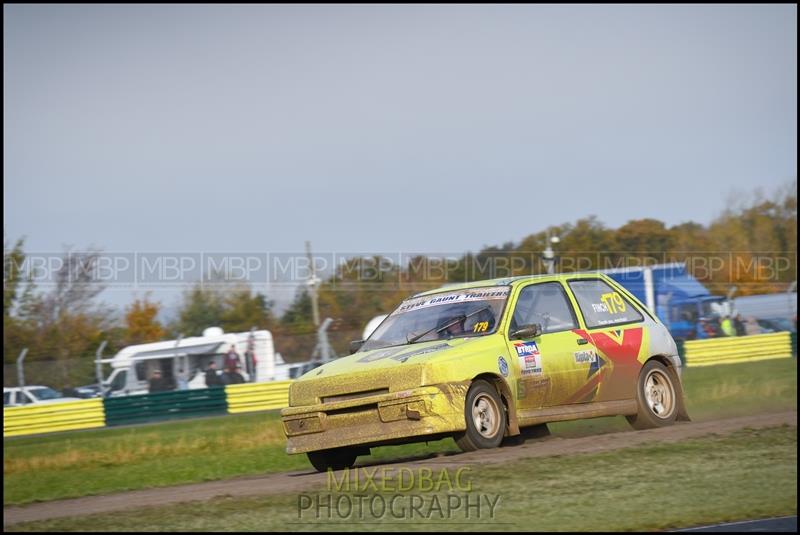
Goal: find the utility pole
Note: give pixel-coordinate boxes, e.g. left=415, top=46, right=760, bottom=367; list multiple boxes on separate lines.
left=305, top=240, right=321, bottom=328
left=542, top=232, right=560, bottom=275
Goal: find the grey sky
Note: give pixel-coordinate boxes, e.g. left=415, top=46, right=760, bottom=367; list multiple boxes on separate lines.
left=3, top=4, right=797, bottom=312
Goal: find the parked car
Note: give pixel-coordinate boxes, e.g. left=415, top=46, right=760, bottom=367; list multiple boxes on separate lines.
left=756, top=317, right=796, bottom=333
left=281, top=272, right=689, bottom=471
left=3, top=386, right=82, bottom=407
left=62, top=384, right=104, bottom=399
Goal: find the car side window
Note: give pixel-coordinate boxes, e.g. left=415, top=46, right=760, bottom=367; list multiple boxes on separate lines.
left=568, top=279, right=643, bottom=328
left=510, top=282, right=578, bottom=334
left=3, top=392, right=11, bottom=406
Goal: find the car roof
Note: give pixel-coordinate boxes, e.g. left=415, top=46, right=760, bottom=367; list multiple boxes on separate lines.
left=411, top=271, right=609, bottom=298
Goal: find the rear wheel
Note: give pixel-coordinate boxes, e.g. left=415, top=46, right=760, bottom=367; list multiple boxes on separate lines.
left=626, top=360, right=679, bottom=430
left=455, top=380, right=506, bottom=452
left=306, top=447, right=359, bottom=472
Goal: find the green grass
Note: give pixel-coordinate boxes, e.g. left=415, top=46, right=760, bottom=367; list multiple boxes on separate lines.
left=4, top=358, right=797, bottom=506
left=8, top=425, right=797, bottom=531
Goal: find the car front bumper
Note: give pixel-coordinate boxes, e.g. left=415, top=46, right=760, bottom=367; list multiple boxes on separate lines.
left=281, top=382, right=468, bottom=454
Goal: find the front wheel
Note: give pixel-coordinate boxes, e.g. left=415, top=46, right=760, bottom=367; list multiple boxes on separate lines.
left=626, top=360, right=679, bottom=430
left=455, top=380, right=506, bottom=452
left=306, top=447, right=359, bottom=472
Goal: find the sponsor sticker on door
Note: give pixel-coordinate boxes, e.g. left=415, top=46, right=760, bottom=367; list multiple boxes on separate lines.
left=514, top=341, right=540, bottom=357
left=514, top=341, right=543, bottom=376
left=573, top=350, right=597, bottom=364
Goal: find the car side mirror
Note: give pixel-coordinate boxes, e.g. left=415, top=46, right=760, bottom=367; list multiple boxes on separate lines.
left=511, top=323, right=542, bottom=340
left=349, top=340, right=365, bottom=354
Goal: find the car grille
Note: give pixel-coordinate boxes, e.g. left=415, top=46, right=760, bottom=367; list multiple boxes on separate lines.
left=322, top=388, right=390, bottom=404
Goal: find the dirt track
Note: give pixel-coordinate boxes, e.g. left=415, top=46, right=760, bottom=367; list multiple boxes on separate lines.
left=4, top=410, right=796, bottom=527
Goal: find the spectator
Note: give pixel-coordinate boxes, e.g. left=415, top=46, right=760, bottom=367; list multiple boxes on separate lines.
left=733, top=314, right=746, bottom=336
left=697, top=319, right=713, bottom=339
left=224, top=345, right=241, bottom=371
left=148, top=370, right=172, bottom=393
left=720, top=315, right=737, bottom=337
left=230, top=365, right=246, bottom=384
left=221, top=366, right=244, bottom=385
left=744, top=316, right=761, bottom=336
left=244, top=350, right=257, bottom=381
left=205, top=361, right=223, bottom=388
left=176, top=366, right=189, bottom=390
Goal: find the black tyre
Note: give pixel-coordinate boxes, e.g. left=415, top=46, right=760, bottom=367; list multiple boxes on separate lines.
left=306, top=447, right=358, bottom=472
left=626, top=360, right=679, bottom=430
left=455, top=380, right=506, bottom=452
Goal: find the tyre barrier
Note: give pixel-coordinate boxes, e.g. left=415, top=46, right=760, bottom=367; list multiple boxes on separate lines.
left=104, top=387, right=229, bottom=426
left=683, top=331, right=794, bottom=367
left=224, top=381, right=292, bottom=414
left=3, top=398, right=106, bottom=437
left=3, top=381, right=293, bottom=438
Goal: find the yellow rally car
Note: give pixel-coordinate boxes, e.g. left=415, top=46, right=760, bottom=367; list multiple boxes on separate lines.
left=281, top=272, right=689, bottom=471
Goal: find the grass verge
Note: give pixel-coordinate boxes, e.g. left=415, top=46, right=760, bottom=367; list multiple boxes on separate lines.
left=7, top=425, right=797, bottom=531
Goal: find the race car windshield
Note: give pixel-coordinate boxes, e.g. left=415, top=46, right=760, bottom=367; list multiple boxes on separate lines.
left=360, top=287, right=509, bottom=351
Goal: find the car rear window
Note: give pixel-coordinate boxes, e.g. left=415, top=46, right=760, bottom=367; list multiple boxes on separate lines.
left=568, top=279, right=643, bottom=328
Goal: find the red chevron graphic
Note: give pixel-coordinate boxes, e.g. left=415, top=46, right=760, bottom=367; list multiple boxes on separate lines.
left=564, top=367, right=608, bottom=404
left=571, top=327, right=644, bottom=399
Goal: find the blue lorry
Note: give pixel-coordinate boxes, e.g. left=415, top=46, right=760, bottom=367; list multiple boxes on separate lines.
left=602, top=263, right=729, bottom=340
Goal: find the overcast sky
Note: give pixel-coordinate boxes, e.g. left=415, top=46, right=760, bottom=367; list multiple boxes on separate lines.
left=3, top=4, right=797, bottom=312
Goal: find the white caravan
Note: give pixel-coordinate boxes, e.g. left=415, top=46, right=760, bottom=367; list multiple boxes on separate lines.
left=97, top=327, right=307, bottom=397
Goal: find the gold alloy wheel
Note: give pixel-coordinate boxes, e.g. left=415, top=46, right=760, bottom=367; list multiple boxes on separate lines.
left=471, top=392, right=502, bottom=438
left=643, top=368, right=675, bottom=419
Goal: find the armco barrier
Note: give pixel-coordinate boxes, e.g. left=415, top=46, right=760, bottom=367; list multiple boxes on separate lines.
left=104, top=387, right=228, bottom=426
left=683, top=331, right=793, bottom=367
left=225, top=381, right=292, bottom=414
left=3, top=398, right=106, bottom=437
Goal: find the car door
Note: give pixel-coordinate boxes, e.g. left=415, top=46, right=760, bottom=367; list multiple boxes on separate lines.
left=566, top=278, right=648, bottom=402
left=505, top=281, right=586, bottom=409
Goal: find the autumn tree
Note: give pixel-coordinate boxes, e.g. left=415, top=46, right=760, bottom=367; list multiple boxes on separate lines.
left=220, top=286, right=276, bottom=332
left=5, top=248, right=113, bottom=387
left=174, top=284, right=225, bottom=336
left=173, top=283, right=276, bottom=336
left=614, top=218, right=674, bottom=259
left=122, top=295, right=165, bottom=346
